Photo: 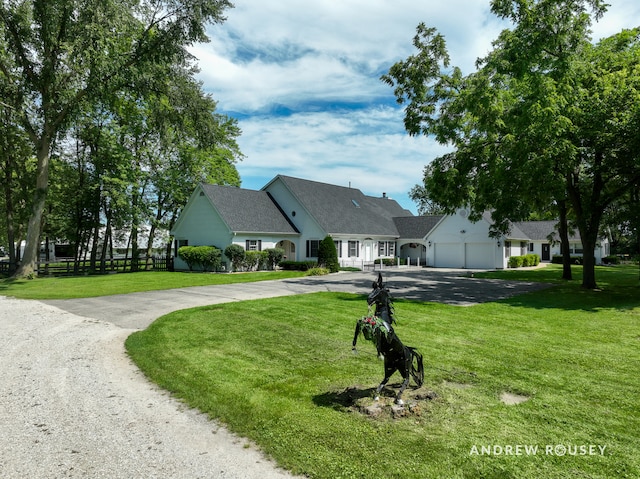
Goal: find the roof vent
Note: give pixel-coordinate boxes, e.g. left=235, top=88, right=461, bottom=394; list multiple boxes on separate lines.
left=351, top=199, right=360, bottom=208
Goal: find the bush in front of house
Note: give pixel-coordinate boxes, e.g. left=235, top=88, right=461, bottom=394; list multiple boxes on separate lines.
left=317, top=236, right=339, bottom=273
left=265, top=248, right=285, bottom=270
left=279, top=260, right=317, bottom=271
left=243, top=250, right=268, bottom=271
left=178, top=245, right=222, bottom=272
left=552, top=255, right=585, bottom=265
left=508, top=254, right=540, bottom=268
left=601, top=255, right=619, bottom=265
left=224, top=244, right=246, bottom=272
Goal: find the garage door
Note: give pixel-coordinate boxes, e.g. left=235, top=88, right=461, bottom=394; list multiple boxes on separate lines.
left=465, top=243, right=495, bottom=269
left=434, top=243, right=462, bottom=268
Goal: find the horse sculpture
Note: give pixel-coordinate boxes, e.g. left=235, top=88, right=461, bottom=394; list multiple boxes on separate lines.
left=352, top=273, right=424, bottom=405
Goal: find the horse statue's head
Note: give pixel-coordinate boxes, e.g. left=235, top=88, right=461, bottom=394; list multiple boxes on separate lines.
left=367, top=272, right=395, bottom=324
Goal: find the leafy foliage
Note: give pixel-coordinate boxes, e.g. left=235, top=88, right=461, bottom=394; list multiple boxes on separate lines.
left=317, top=236, right=339, bottom=273
left=0, top=0, right=237, bottom=277
left=224, top=244, right=245, bottom=272
left=383, top=2, right=640, bottom=289
left=178, top=245, right=222, bottom=272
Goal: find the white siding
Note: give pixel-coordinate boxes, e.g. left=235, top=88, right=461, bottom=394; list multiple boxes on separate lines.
left=465, top=243, right=495, bottom=269
left=434, top=243, right=461, bottom=268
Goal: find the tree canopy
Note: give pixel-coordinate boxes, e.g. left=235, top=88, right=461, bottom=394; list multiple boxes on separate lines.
left=0, top=0, right=238, bottom=277
left=383, top=0, right=640, bottom=288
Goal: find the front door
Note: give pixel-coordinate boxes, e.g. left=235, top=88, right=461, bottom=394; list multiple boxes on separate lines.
left=542, top=243, right=550, bottom=261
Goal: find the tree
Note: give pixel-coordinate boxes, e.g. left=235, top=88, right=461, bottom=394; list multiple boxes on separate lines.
left=383, top=1, right=640, bottom=289
left=0, top=0, right=233, bottom=278
left=317, top=235, right=339, bottom=273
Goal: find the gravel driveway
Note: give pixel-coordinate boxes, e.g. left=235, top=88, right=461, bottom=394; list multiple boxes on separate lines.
left=1, top=269, right=549, bottom=478
left=0, top=297, right=299, bottom=479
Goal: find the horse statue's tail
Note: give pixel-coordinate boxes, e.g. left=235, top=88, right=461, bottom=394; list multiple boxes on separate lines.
left=408, top=347, right=424, bottom=387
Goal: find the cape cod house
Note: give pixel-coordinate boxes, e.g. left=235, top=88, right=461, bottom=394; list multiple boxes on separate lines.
left=171, top=175, right=609, bottom=271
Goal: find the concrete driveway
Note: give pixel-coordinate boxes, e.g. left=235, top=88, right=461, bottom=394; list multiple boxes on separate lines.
left=43, top=268, right=551, bottom=330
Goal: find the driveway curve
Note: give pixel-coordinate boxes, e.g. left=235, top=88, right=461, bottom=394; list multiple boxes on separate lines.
left=1, top=268, right=549, bottom=478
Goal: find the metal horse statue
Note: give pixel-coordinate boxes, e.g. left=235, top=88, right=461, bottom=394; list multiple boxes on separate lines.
left=352, top=273, right=424, bottom=405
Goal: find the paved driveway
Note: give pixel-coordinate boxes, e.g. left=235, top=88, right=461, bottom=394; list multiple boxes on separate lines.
left=44, top=268, right=551, bottom=329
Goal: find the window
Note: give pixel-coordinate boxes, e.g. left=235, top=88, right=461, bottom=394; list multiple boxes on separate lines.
left=378, top=241, right=396, bottom=256
left=504, top=241, right=511, bottom=258
left=529, top=243, right=534, bottom=252
left=246, top=240, right=262, bottom=251
left=334, top=240, right=342, bottom=258
left=348, top=240, right=359, bottom=257
left=306, top=240, right=319, bottom=258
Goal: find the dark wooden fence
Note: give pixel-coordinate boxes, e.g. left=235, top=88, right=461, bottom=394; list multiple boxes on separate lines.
left=0, top=256, right=173, bottom=276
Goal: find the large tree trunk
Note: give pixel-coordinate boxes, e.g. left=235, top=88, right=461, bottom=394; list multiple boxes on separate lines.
left=14, top=138, right=51, bottom=279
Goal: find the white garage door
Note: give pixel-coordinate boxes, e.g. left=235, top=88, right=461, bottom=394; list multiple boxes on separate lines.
left=465, top=243, right=495, bottom=269
left=434, top=243, right=462, bottom=268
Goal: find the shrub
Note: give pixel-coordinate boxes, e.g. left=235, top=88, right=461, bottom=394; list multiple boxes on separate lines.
left=244, top=250, right=268, bottom=271
left=224, top=244, right=246, bottom=272
left=178, top=246, right=197, bottom=271
left=279, top=260, right=317, bottom=271
left=198, top=246, right=222, bottom=272
left=508, top=256, right=524, bottom=268
left=317, top=236, right=339, bottom=273
left=178, top=245, right=222, bottom=272
left=265, top=248, right=285, bottom=270
left=602, top=255, right=619, bottom=265
left=508, top=254, right=540, bottom=268
left=305, top=267, right=330, bottom=276
left=552, top=255, right=584, bottom=265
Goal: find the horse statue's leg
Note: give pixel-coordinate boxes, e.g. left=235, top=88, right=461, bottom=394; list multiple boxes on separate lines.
left=374, top=360, right=395, bottom=401
left=352, top=319, right=362, bottom=353
left=395, top=374, right=411, bottom=405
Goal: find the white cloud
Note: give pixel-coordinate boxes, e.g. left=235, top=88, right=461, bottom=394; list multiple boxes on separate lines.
left=191, top=0, right=639, bottom=213
left=234, top=107, right=452, bottom=210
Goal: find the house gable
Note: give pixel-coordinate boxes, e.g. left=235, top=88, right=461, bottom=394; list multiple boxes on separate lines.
left=200, top=184, right=299, bottom=235
left=264, top=175, right=411, bottom=237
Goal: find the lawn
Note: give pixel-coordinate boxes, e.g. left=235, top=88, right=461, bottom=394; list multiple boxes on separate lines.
left=0, top=270, right=306, bottom=299
left=126, top=265, right=640, bottom=479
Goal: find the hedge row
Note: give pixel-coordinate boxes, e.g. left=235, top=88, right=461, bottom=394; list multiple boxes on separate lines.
left=551, top=255, right=585, bottom=265
left=179, top=245, right=286, bottom=272
left=178, top=246, right=222, bottom=272
left=279, top=260, right=318, bottom=271
left=508, top=253, right=541, bottom=268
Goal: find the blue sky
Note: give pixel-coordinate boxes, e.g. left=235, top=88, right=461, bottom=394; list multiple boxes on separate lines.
left=190, top=1, right=639, bottom=214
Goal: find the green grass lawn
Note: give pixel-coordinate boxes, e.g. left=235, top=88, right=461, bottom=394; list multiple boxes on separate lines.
left=126, top=265, right=640, bottom=479
left=0, top=270, right=306, bottom=299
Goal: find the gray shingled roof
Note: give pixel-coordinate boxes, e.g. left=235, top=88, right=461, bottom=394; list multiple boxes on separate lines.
left=513, top=220, right=581, bottom=241
left=272, top=175, right=413, bottom=236
left=394, top=215, right=444, bottom=238
left=201, top=184, right=299, bottom=234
